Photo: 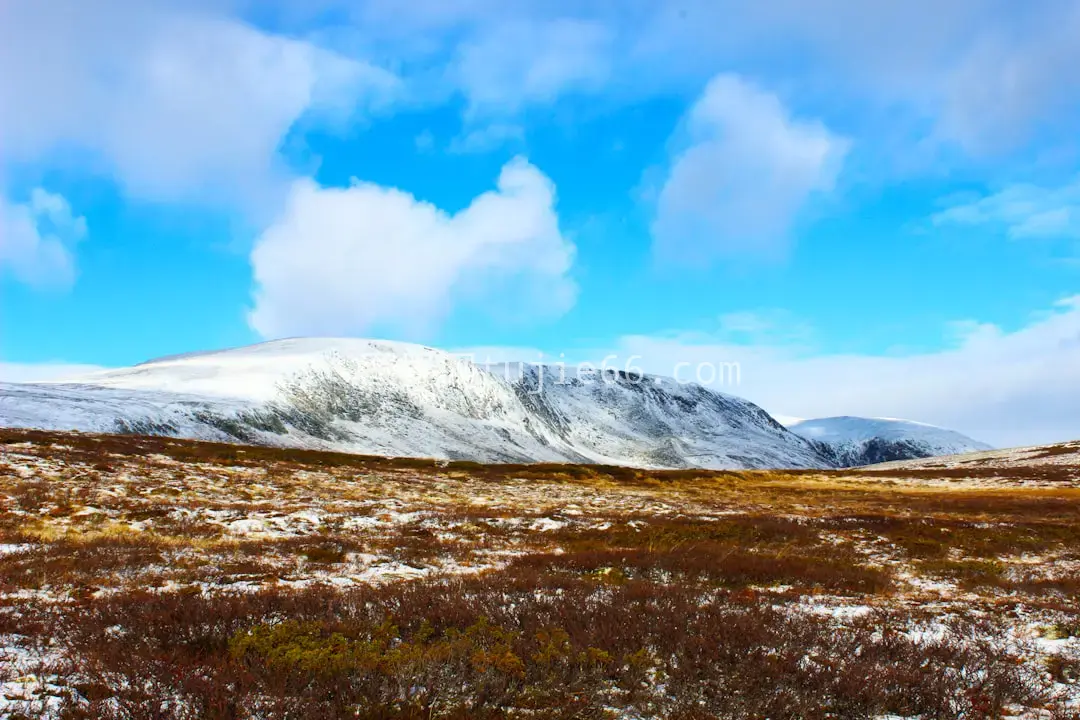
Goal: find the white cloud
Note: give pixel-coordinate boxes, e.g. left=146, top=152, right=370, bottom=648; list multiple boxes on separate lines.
left=452, top=18, right=612, bottom=117
left=5, top=0, right=1071, bottom=191
left=933, top=178, right=1080, bottom=241
left=0, top=362, right=109, bottom=383
left=603, top=297, right=1080, bottom=448
left=0, top=0, right=399, bottom=213
left=370, top=0, right=1080, bottom=160
left=632, top=1, right=1080, bottom=158
left=207, top=1, right=1080, bottom=163
left=652, top=74, right=849, bottom=262
left=0, top=189, right=87, bottom=288
left=248, top=156, right=576, bottom=338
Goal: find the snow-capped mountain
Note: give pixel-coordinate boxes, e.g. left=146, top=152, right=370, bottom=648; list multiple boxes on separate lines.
left=0, top=338, right=830, bottom=470
left=787, top=416, right=993, bottom=467
left=0, top=339, right=994, bottom=469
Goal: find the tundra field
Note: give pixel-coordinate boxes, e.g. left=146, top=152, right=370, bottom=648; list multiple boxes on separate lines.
left=2, top=429, right=1080, bottom=719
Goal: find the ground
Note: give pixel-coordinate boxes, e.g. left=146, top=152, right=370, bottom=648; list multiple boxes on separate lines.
left=1, top=428, right=1080, bottom=719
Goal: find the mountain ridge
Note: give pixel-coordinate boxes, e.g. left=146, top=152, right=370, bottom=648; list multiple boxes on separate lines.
left=0, top=338, right=988, bottom=470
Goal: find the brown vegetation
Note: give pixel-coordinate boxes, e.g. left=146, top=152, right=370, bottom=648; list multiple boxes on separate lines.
left=2, top=428, right=1080, bottom=718
left=12, top=578, right=1049, bottom=719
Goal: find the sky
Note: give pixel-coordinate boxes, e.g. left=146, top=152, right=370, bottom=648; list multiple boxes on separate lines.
left=2, top=0, right=1080, bottom=447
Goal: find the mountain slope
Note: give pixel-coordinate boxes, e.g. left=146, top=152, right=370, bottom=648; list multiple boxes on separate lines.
left=789, top=416, right=993, bottom=466
left=500, top=363, right=826, bottom=469
left=0, top=338, right=831, bottom=470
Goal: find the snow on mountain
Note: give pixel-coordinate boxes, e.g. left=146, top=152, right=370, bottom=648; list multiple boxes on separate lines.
left=0, top=338, right=831, bottom=470
left=496, top=363, right=827, bottom=469
left=788, top=416, right=993, bottom=467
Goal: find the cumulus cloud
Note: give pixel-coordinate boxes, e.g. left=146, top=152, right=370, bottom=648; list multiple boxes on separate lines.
left=0, top=0, right=399, bottom=212
left=605, top=296, right=1080, bottom=448
left=933, top=177, right=1080, bottom=242
left=0, top=189, right=87, bottom=288
left=652, top=74, right=849, bottom=262
left=248, top=156, right=576, bottom=338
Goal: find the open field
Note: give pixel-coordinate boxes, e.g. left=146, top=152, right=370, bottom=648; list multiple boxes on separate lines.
left=2, top=429, right=1080, bottom=718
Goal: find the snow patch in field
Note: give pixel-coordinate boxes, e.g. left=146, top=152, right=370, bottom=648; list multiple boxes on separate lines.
left=529, top=517, right=567, bottom=532
left=0, top=544, right=32, bottom=556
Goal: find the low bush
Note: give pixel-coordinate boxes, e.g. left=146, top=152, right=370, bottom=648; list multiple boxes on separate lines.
left=26, top=573, right=1042, bottom=720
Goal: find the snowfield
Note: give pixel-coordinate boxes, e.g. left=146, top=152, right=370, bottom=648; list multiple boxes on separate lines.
left=0, top=338, right=991, bottom=470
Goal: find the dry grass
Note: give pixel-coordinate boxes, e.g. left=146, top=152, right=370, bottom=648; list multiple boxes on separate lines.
left=2, top=428, right=1080, bottom=718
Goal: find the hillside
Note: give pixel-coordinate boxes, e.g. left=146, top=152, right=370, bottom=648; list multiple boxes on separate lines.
left=789, top=415, right=992, bottom=466
left=0, top=338, right=830, bottom=470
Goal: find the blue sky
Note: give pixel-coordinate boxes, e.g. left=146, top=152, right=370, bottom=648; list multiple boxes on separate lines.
left=2, top=0, right=1080, bottom=446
